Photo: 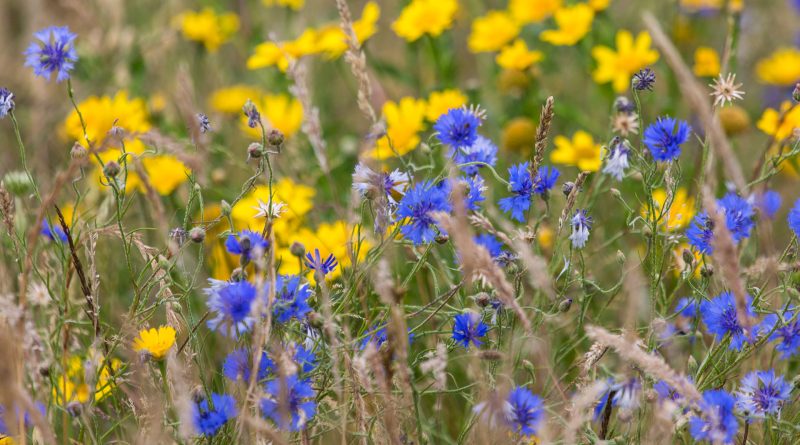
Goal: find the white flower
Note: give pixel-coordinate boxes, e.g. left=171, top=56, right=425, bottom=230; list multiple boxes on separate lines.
left=602, top=141, right=630, bottom=181
left=709, top=73, right=744, bottom=107
left=253, top=199, right=286, bottom=220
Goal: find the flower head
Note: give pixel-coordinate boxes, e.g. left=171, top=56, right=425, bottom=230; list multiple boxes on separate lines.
left=602, top=138, right=631, bottom=180
left=686, top=212, right=714, bottom=254
left=41, top=220, right=68, bottom=243
left=392, top=0, right=458, bottom=42
left=700, top=291, right=755, bottom=350
left=756, top=48, right=800, bottom=86
left=710, top=73, right=745, bottom=107
left=532, top=166, right=560, bottom=195
left=789, top=198, right=800, bottom=237
left=569, top=209, right=593, bottom=249
left=176, top=8, right=239, bottom=52
left=24, top=26, right=78, bottom=82
left=197, top=113, right=211, bottom=133
left=452, top=312, right=489, bottom=349
left=539, top=4, right=594, bottom=46
left=450, top=135, right=498, bottom=176
left=632, top=67, right=656, bottom=91
left=768, top=313, right=800, bottom=359
left=718, top=193, right=755, bottom=242
left=551, top=131, right=603, bottom=171
left=433, top=108, right=481, bottom=148
left=260, top=376, right=316, bottom=431
left=643, top=117, right=691, bottom=162
left=468, top=11, right=520, bottom=53
left=0, top=88, right=14, bottom=118
left=225, top=230, right=269, bottom=262
left=499, top=163, right=533, bottom=222
left=193, top=393, right=237, bottom=436
left=305, top=249, right=338, bottom=278
left=205, top=280, right=257, bottom=337
left=689, top=390, right=739, bottom=444
left=461, top=175, right=486, bottom=211
left=132, top=326, right=176, bottom=360
left=359, top=324, right=415, bottom=350
left=642, top=188, right=696, bottom=230
left=273, top=275, right=313, bottom=323
left=735, top=369, right=792, bottom=420
left=496, top=39, right=544, bottom=70
left=474, top=234, right=507, bottom=262
left=506, top=387, right=545, bottom=436
left=592, top=30, right=659, bottom=93
left=675, top=297, right=697, bottom=318
left=243, top=99, right=261, bottom=128
left=222, top=348, right=274, bottom=382
left=755, top=190, right=781, bottom=219
left=396, top=180, right=452, bottom=245
left=693, top=46, right=721, bottom=77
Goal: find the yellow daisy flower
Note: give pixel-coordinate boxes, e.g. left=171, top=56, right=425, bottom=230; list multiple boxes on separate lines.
left=757, top=101, right=800, bottom=141
left=550, top=131, right=602, bottom=171
left=468, top=11, right=520, bottom=53
left=426, top=89, right=468, bottom=122
left=592, top=30, right=659, bottom=93
left=693, top=46, right=720, bottom=77
left=508, top=0, right=562, bottom=25
left=174, top=8, right=239, bottom=52
left=589, top=0, right=611, bottom=11
left=642, top=188, right=696, bottom=231
left=315, top=2, right=380, bottom=59
left=756, top=48, right=800, bottom=87
left=262, top=0, right=304, bottom=10
left=540, top=4, right=594, bottom=46
left=241, top=94, right=304, bottom=140
left=392, top=0, right=458, bottom=42
left=209, top=85, right=265, bottom=114
left=133, top=326, right=177, bottom=360
left=368, top=97, right=428, bottom=159
left=139, top=155, right=191, bottom=196
left=496, top=39, right=544, bottom=71
left=63, top=91, right=150, bottom=145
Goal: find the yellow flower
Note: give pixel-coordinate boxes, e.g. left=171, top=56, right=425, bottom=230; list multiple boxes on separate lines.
left=209, top=85, right=265, bottom=114
left=149, top=92, right=167, bottom=114
left=496, top=39, right=544, bottom=71
left=247, top=33, right=316, bottom=72
left=133, top=326, right=176, bottom=360
left=693, top=46, right=720, bottom=77
left=316, top=2, right=380, bottom=59
left=757, top=101, right=800, bottom=141
left=679, top=0, right=722, bottom=12
left=592, top=30, right=660, bottom=93
left=262, top=0, right=304, bottom=10
left=540, top=4, right=594, bottom=46
left=642, top=188, right=696, bottom=231
left=233, top=180, right=315, bottom=225
left=589, top=0, right=611, bottom=11
left=508, top=0, right=561, bottom=25
left=468, top=11, right=520, bottom=53
left=0, top=436, right=14, bottom=445
left=54, top=356, right=120, bottom=404
left=241, top=94, right=304, bottom=140
left=537, top=226, right=554, bottom=251
left=63, top=91, right=150, bottom=145
left=368, top=97, right=427, bottom=159
left=673, top=242, right=703, bottom=278
left=550, top=131, right=602, bottom=171
left=426, top=89, right=468, bottom=122
left=175, top=8, right=239, bottom=52
left=280, top=221, right=370, bottom=281
left=756, top=48, right=800, bottom=87
left=139, top=156, right=190, bottom=196
left=502, top=117, right=536, bottom=152
left=392, top=0, right=458, bottom=42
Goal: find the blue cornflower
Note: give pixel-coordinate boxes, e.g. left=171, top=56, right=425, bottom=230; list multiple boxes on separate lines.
left=222, top=348, right=274, bottom=383
left=41, top=220, right=67, bottom=242
left=675, top=297, right=697, bottom=318
left=474, top=233, right=505, bottom=259
left=718, top=193, right=755, bottom=242
left=273, top=275, right=313, bottom=323
left=789, top=198, right=800, bottom=237
left=396, top=180, right=452, bottom=245
left=593, top=378, right=642, bottom=420
left=767, top=312, right=800, bottom=359
left=603, top=138, right=630, bottom=181
left=643, top=117, right=691, bottom=162
left=632, top=67, right=656, bottom=91
left=686, top=212, right=714, bottom=254
left=0, top=88, right=14, bottom=118
left=569, top=209, right=593, bottom=249
left=243, top=99, right=261, bottom=128
left=756, top=190, right=782, bottom=219
left=498, top=163, right=533, bottom=222
left=292, top=343, right=317, bottom=374
left=532, top=166, right=560, bottom=195
left=192, top=393, right=237, bottom=436
left=205, top=280, right=257, bottom=337
left=359, top=325, right=415, bottom=350
left=434, top=108, right=480, bottom=148
left=653, top=381, right=682, bottom=404
left=699, top=291, right=755, bottom=350
left=225, top=230, right=269, bottom=262
left=735, top=369, right=792, bottom=420
left=506, top=387, right=545, bottom=436
left=450, top=135, right=498, bottom=176
left=197, top=113, right=212, bottom=133
left=452, top=312, right=489, bottom=349
left=260, top=376, right=316, bottom=431
left=0, top=402, right=45, bottom=435
left=24, top=26, right=78, bottom=82
left=305, top=249, right=338, bottom=277
left=689, top=390, right=739, bottom=444
left=462, top=175, right=486, bottom=211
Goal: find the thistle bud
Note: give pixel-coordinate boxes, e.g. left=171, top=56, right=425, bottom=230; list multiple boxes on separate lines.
left=70, top=142, right=87, bottom=160
left=267, top=129, right=285, bottom=147
left=290, top=241, right=306, bottom=258
left=189, top=227, right=206, bottom=243
left=103, top=161, right=120, bottom=178
left=247, top=142, right=263, bottom=159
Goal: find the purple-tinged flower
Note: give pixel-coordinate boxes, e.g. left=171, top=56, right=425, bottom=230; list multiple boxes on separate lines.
left=243, top=99, right=261, bottom=128
left=735, top=369, right=792, bottom=420
left=291, top=343, right=317, bottom=374
left=0, top=402, right=45, bottom=436
left=359, top=324, right=414, bottom=350
left=0, top=88, right=14, bottom=118
left=699, top=291, right=755, bottom=350
left=352, top=163, right=410, bottom=205
left=643, top=117, right=691, bottom=162
left=305, top=249, right=338, bottom=278
left=474, top=233, right=506, bottom=260
left=461, top=175, right=486, bottom=211
left=718, top=193, right=755, bottom=242
left=593, top=378, right=641, bottom=420
left=222, top=348, right=274, bottom=383
left=755, top=190, right=782, bottom=219
left=192, top=393, right=237, bottom=436
left=205, top=280, right=257, bottom=337
left=434, top=108, right=481, bottom=148
left=450, top=135, right=497, bottom=176
left=452, top=312, right=489, bottom=349
left=675, top=297, right=697, bottom=318
left=632, top=67, right=656, bottom=91
left=260, top=376, right=316, bottom=432
left=766, top=311, right=800, bottom=359
left=498, top=163, right=533, bottom=222
left=789, top=198, right=800, bottom=237
left=506, top=387, right=545, bottom=436
left=532, top=166, right=559, bottom=195
left=396, top=180, right=452, bottom=245
left=197, top=113, right=211, bottom=133
left=24, top=26, right=78, bottom=82
left=41, top=220, right=67, bottom=242
left=569, top=209, right=592, bottom=249
left=603, top=138, right=630, bottom=181
left=653, top=380, right=682, bottom=404
left=689, top=390, right=738, bottom=444
left=272, top=275, right=313, bottom=323
left=225, top=230, right=269, bottom=262
left=686, top=212, right=714, bottom=254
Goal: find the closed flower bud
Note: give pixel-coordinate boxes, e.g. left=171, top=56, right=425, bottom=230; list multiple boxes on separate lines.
left=189, top=227, right=206, bottom=243
left=290, top=241, right=306, bottom=257
left=687, top=355, right=698, bottom=375
left=435, top=234, right=449, bottom=244
left=719, top=105, right=750, bottom=136
left=220, top=200, right=232, bottom=217
left=610, top=188, right=622, bottom=199
left=794, top=83, right=800, bottom=103
left=616, top=250, right=626, bottom=265
left=70, top=142, right=87, bottom=160
left=558, top=298, right=573, bottom=313
left=66, top=402, right=82, bottom=417
left=267, top=129, right=285, bottom=147
left=682, top=249, right=694, bottom=266
left=701, top=265, right=714, bottom=277
left=474, top=292, right=491, bottom=307
left=103, top=161, right=121, bottom=178
left=230, top=267, right=246, bottom=282
left=247, top=142, right=263, bottom=159
left=307, top=311, right=324, bottom=328
left=2, top=171, right=34, bottom=196
left=562, top=181, right=574, bottom=196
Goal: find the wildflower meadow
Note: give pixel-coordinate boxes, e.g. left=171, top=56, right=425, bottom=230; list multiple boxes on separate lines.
left=4, top=0, right=800, bottom=443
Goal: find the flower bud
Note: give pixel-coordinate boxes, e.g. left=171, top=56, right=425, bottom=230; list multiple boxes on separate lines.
left=70, top=142, right=87, bottom=160
left=231, top=267, right=246, bottom=282
left=220, top=200, right=232, bottom=217
left=290, top=241, right=306, bottom=258
left=562, top=181, right=574, bottom=197
left=558, top=298, right=573, bottom=313
left=616, top=250, right=626, bottom=265
left=247, top=142, right=263, bottom=159
left=169, top=228, right=187, bottom=246
left=103, top=161, right=120, bottom=178
left=701, top=265, right=714, bottom=278
left=682, top=248, right=694, bottom=266
left=267, top=129, right=285, bottom=147
left=794, top=83, right=800, bottom=103
left=2, top=171, right=34, bottom=196
left=435, top=234, right=449, bottom=244
left=474, top=292, right=491, bottom=308
left=189, top=227, right=206, bottom=243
